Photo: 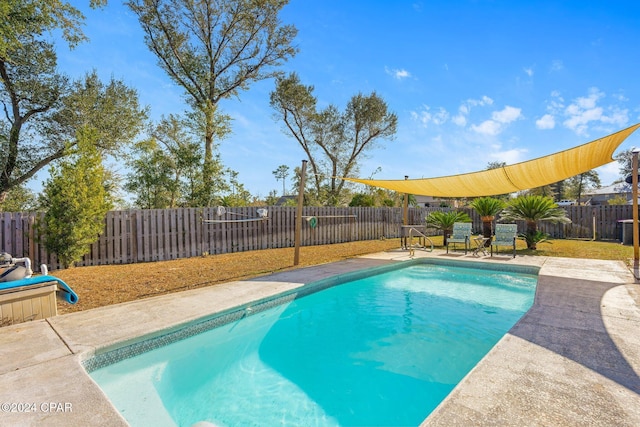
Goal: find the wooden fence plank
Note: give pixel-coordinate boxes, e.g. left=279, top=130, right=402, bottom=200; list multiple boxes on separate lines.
left=2, top=213, right=12, bottom=256
left=1, top=205, right=636, bottom=270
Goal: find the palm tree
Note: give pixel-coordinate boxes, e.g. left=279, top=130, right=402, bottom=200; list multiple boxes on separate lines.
left=470, top=197, right=505, bottom=246
left=499, top=195, right=571, bottom=249
left=426, top=210, right=472, bottom=246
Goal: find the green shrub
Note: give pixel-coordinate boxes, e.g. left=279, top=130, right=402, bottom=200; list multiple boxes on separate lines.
left=39, top=127, right=112, bottom=267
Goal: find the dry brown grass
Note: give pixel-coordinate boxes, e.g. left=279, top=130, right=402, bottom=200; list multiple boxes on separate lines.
left=54, top=239, right=402, bottom=314
left=52, top=236, right=634, bottom=315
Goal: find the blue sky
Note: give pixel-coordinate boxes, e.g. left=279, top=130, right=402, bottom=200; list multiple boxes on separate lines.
left=51, top=0, right=640, bottom=198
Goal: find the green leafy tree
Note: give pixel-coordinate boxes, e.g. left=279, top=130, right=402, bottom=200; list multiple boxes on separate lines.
left=614, top=148, right=635, bottom=181
left=288, top=164, right=320, bottom=206
left=470, top=197, right=505, bottom=246
left=126, top=114, right=207, bottom=208
left=153, top=114, right=203, bottom=206
left=48, top=71, right=147, bottom=153
left=127, top=0, right=298, bottom=204
left=381, top=198, right=395, bottom=207
left=499, top=195, right=571, bottom=249
left=0, top=183, right=37, bottom=211
left=0, top=0, right=99, bottom=62
left=425, top=210, right=471, bottom=246
left=0, top=1, right=136, bottom=203
left=1, top=36, right=67, bottom=202
left=486, top=161, right=506, bottom=169
left=550, top=180, right=565, bottom=201
left=270, top=73, right=398, bottom=205
left=125, top=139, right=177, bottom=209
left=272, top=165, right=290, bottom=196
left=263, top=189, right=280, bottom=206
left=526, top=185, right=556, bottom=198
left=349, top=193, right=375, bottom=207
left=564, top=171, right=601, bottom=203
left=39, top=127, right=112, bottom=267
left=607, top=195, right=627, bottom=205
left=0, top=41, right=146, bottom=202
left=222, top=169, right=252, bottom=207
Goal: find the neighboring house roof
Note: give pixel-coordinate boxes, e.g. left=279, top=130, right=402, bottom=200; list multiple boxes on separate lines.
left=583, top=182, right=631, bottom=196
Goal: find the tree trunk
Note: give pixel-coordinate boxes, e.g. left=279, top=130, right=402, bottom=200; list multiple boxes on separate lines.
left=526, top=220, right=537, bottom=235
left=0, top=120, right=23, bottom=198
left=481, top=215, right=494, bottom=247
left=202, top=105, right=215, bottom=206
left=526, top=220, right=537, bottom=250
left=443, top=227, right=452, bottom=246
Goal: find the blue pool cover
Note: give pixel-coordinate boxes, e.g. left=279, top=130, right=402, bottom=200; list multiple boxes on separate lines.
left=0, top=275, right=78, bottom=304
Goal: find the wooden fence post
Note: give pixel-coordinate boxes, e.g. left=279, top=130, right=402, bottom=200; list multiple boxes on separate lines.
left=294, top=160, right=307, bottom=266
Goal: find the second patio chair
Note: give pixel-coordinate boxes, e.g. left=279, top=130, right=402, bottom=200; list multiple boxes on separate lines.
left=491, top=223, right=518, bottom=258
left=446, top=222, right=472, bottom=254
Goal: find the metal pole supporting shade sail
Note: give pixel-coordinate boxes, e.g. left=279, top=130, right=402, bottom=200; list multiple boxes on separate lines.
left=343, top=124, right=640, bottom=197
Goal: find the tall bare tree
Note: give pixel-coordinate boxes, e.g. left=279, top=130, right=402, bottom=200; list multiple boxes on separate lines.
left=127, top=0, right=298, bottom=204
left=272, top=164, right=289, bottom=196
left=270, top=73, right=398, bottom=205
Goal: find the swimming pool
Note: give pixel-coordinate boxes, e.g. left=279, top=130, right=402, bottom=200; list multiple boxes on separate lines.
left=88, top=260, right=538, bottom=426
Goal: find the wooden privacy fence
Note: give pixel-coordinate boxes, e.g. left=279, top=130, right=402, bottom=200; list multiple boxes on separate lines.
left=0, top=205, right=635, bottom=270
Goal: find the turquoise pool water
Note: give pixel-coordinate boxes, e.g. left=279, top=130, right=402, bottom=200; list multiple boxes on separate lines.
left=90, top=262, right=537, bottom=427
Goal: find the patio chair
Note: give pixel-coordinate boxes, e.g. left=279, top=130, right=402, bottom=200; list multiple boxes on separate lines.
left=491, top=224, right=518, bottom=258
left=446, top=222, right=472, bottom=254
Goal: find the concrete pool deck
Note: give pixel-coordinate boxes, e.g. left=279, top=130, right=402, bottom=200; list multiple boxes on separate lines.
left=0, top=250, right=638, bottom=426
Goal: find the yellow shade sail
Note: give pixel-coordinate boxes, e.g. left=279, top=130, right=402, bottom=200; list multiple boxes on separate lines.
left=344, top=123, right=640, bottom=197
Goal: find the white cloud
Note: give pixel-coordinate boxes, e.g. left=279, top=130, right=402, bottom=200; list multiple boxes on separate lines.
left=385, top=66, right=411, bottom=80
left=602, top=107, right=630, bottom=126
left=574, top=88, right=604, bottom=110
left=548, top=97, right=564, bottom=114
left=490, top=148, right=528, bottom=165
left=536, top=114, right=555, bottom=130
left=452, top=114, right=467, bottom=126
left=431, top=107, right=449, bottom=125
left=492, top=106, right=522, bottom=123
left=467, top=96, right=493, bottom=107
left=563, top=106, right=604, bottom=134
left=396, top=69, right=410, bottom=79
left=471, top=120, right=502, bottom=136
left=562, top=87, right=629, bottom=135
left=523, top=67, right=534, bottom=77
left=550, top=60, right=564, bottom=72
left=410, top=105, right=449, bottom=127
left=470, top=106, right=521, bottom=135
left=451, top=96, right=493, bottom=127
left=613, top=92, right=628, bottom=102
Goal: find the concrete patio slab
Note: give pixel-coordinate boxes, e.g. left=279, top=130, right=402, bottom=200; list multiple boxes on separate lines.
left=424, top=255, right=640, bottom=427
left=0, top=250, right=638, bottom=426
left=0, top=355, right=127, bottom=427
left=0, top=320, right=71, bottom=375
